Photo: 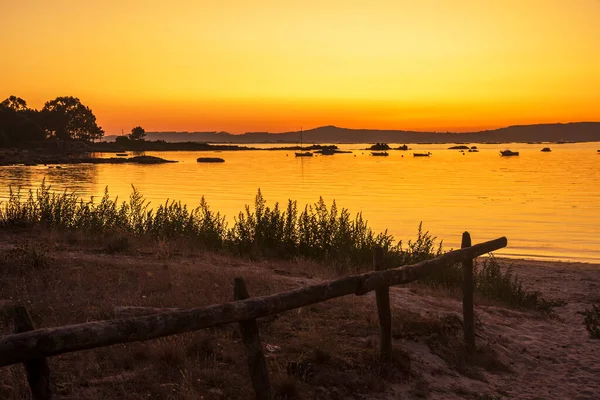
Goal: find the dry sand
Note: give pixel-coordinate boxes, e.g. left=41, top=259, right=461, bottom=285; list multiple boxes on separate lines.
left=382, top=258, right=600, bottom=400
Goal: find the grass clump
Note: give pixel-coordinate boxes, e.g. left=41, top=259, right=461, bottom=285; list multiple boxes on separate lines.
left=579, top=304, right=600, bottom=339
left=422, top=255, right=563, bottom=314
left=476, top=256, right=561, bottom=313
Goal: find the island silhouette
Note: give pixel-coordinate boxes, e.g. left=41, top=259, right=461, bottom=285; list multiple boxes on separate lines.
left=104, top=123, right=600, bottom=144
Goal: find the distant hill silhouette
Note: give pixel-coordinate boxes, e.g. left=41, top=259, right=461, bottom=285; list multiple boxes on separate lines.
left=103, top=122, right=600, bottom=144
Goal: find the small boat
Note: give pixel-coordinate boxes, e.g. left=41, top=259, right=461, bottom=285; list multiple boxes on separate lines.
left=413, top=152, right=432, bottom=157
left=115, top=153, right=128, bottom=157
left=541, top=147, right=551, bottom=152
left=371, top=151, right=389, bottom=157
left=468, top=149, right=479, bottom=153
left=500, top=150, right=519, bottom=156
left=294, top=128, right=313, bottom=157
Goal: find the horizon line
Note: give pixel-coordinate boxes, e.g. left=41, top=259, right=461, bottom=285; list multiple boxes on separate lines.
left=104, top=121, right=600, bottom=136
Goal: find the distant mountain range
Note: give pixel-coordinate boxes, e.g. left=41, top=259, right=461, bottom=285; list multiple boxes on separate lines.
left=104, top=122, right=600, bottom=144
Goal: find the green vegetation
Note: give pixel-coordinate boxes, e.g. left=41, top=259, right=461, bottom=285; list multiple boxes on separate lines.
left=0, top=183, right=400, bottom=268
left=0, top=183, right=444, bottom=270
left=0, top=182, right=556, bottom=312
left=422, top=255, right=564, bottom=314
left=579, top=304, right=600, bottom=339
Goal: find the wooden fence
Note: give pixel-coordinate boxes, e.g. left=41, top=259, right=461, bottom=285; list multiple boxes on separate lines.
left=0, top=232, right=507, bottom=400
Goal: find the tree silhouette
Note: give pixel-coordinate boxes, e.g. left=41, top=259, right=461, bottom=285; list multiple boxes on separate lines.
left=1, top=96, right=28, bottom=112
left=0, top=96, right=45, bottom=146
left=129, top=126, right=146, bottom=141
left=41, top=96, right=104, bottom=142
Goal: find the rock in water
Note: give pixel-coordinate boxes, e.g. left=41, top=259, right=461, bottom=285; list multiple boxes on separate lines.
left=197, top=157, right=225, bottom=163
left=128, top=156, right=177, bottom=164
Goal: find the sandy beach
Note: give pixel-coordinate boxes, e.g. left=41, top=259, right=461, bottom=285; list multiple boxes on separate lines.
left=384, top=258, right=600, bottom=399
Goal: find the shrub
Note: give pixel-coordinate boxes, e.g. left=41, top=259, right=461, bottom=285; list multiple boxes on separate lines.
left=422, top=254, right=564, bottom=314
left=476, top=257, right=564, bottom=314
left=0, top=182, right=407, bottom=269
left=579, top=304, right=600, bottom=339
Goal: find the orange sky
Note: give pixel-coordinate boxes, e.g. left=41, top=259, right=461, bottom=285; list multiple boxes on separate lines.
left=1, top=0, right=599, bottom=134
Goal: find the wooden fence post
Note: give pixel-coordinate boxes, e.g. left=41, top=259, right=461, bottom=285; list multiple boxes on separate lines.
left=374, top=247, right=392, bottom=362
left=234, top=278, right=273, bottom=400
left=461, top=232, right=475, bottom=359
left=13, top=306, right=53, bottom=400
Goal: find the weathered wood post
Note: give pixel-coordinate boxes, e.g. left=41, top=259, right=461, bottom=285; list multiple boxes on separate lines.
left=461, top=232, right=475, bottom=359
left=13, top=306, right=53, bottom=400
left=234, top=278, right=273, bottom=400
left=374, top=247, right=392, bottom=362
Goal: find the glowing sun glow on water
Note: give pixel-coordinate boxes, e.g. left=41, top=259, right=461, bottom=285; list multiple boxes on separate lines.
left=1, top=143, right=598, bottom=263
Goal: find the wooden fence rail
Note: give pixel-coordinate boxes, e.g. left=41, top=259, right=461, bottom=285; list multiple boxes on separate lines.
left=1, top=234, right=506, bottom=400
left=0, top=236, right=506, bottom=368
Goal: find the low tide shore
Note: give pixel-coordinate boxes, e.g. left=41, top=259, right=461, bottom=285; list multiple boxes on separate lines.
left=0, top=229, right=598, bottom=399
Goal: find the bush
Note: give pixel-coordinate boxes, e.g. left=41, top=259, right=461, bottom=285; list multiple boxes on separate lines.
left=422, top=254, right=564, bottom=314
left=476, top=257, right=564, bottom=314
left=579, top=304, right=600, bottom=339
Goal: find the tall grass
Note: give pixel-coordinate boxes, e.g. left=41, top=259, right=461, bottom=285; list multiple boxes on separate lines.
left=421, top=255, right=564, bottom=314
left=1, top=182, right=558, bottom=312
left=0, top=182, right=423, bottom=268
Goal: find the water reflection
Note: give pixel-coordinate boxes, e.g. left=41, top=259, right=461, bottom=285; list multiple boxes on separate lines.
left=0, top=164, right=99, bottom=198
left=0, top=142, right=599, bottom=263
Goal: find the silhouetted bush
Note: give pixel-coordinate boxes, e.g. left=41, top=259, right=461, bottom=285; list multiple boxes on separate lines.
left=422, top=254, right=564, bottom=314
left=579, top=304, right=600, bottom=339
left=0, top=182, right=404, bottom=267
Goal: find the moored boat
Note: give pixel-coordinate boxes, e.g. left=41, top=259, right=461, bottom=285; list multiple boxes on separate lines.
left=413, top=152, right=432, bottom=157
left=541, top=147, right=551, bottom=152
left=294, top=128, right=313, bottom=157
left=500, top=150, right=519, bottom=156
left=371, top=151, right=389, bottom=157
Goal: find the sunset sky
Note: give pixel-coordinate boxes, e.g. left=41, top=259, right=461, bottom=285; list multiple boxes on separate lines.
left=1, top=0, right=599, bottom=134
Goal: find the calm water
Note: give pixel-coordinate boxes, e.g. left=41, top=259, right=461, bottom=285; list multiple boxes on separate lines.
left=1, top=143, right=599, bottom=263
